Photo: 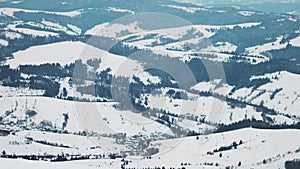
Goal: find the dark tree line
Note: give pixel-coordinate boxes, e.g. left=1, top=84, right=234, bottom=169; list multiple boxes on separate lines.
left=216, top=118, right=300, bottom=133
left=285, top=159, right=300, bottom=169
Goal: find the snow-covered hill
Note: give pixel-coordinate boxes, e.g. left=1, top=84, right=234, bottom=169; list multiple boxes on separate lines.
left=232, top=71, right=300, bottom=117
left=125, top=128, right=300, bottom=169
left=0, top=96, right=172, bottom=136
left=190, top=70, right=300, bottom=124
left=5, top=41, right=162, bottom=84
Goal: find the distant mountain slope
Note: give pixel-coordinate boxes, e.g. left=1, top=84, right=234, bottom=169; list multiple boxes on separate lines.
left=179, top=0, right=300, bottom=15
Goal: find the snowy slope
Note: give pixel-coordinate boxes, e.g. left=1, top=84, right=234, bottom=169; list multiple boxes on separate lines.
left=5, top=41, right=144, bottom=77
left=232, top=71, right=300, bottom=117
left=106, top=7, right=135, bottom=14
left=0, top=85, right=44, bottom=97
left=0, top=129, right=127, bottom=156
left=0, top=158, right=104, bottom=169
left=5, top=41, right=161, bottom=85
left=0, top=39, right=9, bottom=46
left=4, top=20, right=79, bottom=36
left=0, top=158, right=122, bottom=169
left=0, top=128, right=299, bottom=169
left=104, top=22, right=265, bottom=64
left=86, top=21, right=261, bottom=39
left=1, top=31, right=23, bottom=39
left=245, top=36, right=288, bottom=57
left=85, top=22, right=145, bottom=38
left=0, top=96, right=173, bottom=136
left=126, top=128, right=300, bottom=169
left=142, top=87, right=263, bottom=125
left=191, top=70, right=300, bottom=119
left=290, top=34, right=300, bottom=47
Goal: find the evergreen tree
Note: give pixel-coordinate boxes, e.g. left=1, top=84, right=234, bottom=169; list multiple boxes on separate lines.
left=1, top=150, right=6, bottom=157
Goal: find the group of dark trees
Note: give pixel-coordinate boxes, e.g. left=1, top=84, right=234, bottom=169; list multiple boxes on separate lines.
left=1, top=150, right=122, bottom=162
left=216, top=119, right=300, bottom=133
left=186, top=50, right=300, bottom=90
left=20, top=63, right=72, bottom=77
left=0, top=65, right=20, bottom=84
left=210, top=17, right=300, bottom=53
left=285, top=159, right=300, bottom=169
left=0, top=63, right=69, bottom=97
left=29, top=75, right=61, bottom=97
left=109, top=42, right=139, bottom=57
left=212, top=140, right=243, bottom=153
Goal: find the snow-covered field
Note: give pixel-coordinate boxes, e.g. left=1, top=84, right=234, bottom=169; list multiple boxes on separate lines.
left=0, top=39, right=8, bottom=46
left=86, top=22, right=145, bottom=38
left=290, top=35, right=300, bottom=47
left=142, top=87, right=263, bottom=125
left=134, top=128, right=300, bottom=169
left=1, top=128, right=298, bottom=169
left=190, top=70, right=300, bottom=120
left=161, top=4, right=209, bottom=14
left=0, top=129, right=127, bottom=156
left=238, top=10, right=257, bottom=16
left=0, top=158, right=119, bottom=169
left=6, top=41, right=162, bottom=84
left=0, top=85, right=44, bottom=97
left=1, top=31, right=23, bottom=39
left=232, top=71, right=300, bottom=117
left=0, top=96, right=173, bottom=136
left=245, top=36, right=288, bottom=57
left=106, top=7, right=135, bottom=14
left=6, top=41, right=94, bottom=68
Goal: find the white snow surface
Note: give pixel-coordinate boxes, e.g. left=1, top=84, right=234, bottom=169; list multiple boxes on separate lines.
left=1, top=31, right=23, bottom=39
left=0, top=39, right=8, bottom=46
left=0, top=96, right=173, bottom=136
left=0, top=8, right=82, bottom=18
left=1, top=128, right=299, bottom=169
left=106, top=7, right=134, bottom=14
left=238, top=11, right=256, bottom=16
left=86, top=21, right=261, bottom=39
left=144, top=87, right=262, bottom=125
left=5, top=21, right=59, bottom=37
left=290, top=34, right=300, bottom=47
left=133, top=128, right=300, bottom=169
left=6, top=41, right=141, bottom=77
left=0, top=85, right=44, bottom=97
left=161, top=4, right=208, bottom=13
left=86, top=22, right=144, bottom=38
left=232, top=71, right=300, bottom=117
left=246, top=36, right=288, bottom=57
left=5, top=40, right=161, bottom=86
left=0, top=159, right=104, bottom=169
